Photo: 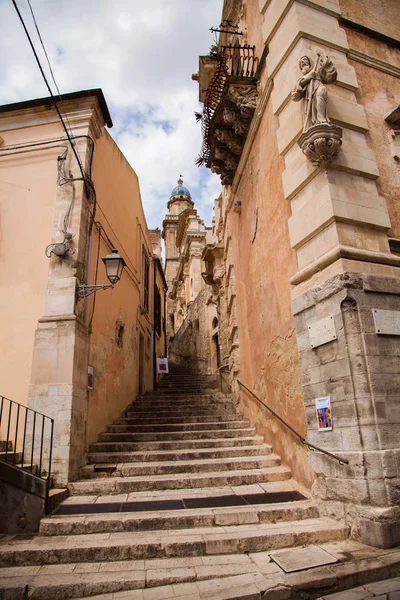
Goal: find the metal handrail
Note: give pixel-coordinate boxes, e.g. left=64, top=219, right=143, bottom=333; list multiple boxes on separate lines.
left=0, top=395, right=54, bottom=511
left=237, top=380, right=348, bottom=465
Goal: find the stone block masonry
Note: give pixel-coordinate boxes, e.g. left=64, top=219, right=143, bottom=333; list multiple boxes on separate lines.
left=293, top=272, right=400, bottom=547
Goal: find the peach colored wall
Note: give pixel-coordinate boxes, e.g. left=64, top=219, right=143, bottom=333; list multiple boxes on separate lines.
left=339, top=0, right=400, bottom=40
left=0, top=122, right=64, bottom=408
left=85, top=130, right=163, bottom=447
left=343, top=28, right=400, bottom=237
left=223, top=1, right=315, bottom=489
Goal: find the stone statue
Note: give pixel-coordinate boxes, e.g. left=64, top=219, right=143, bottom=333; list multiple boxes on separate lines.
left=291, top=50, right=342, bottom=166
left=292, top=51, right=337, bottom=132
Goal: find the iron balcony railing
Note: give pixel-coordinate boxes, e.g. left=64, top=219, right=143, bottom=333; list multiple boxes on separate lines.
left=0, top=395, right=54, bottom=511
left=196, top=44, right=259, bottom=167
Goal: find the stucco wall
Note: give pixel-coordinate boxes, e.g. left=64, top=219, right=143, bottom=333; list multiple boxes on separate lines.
left=85, top=130, right=160, bottom=447
left=0, top=122, right=64, bottom=408
left=224, top=96, right=315, bottom=489
left=339, top=0, right=400, bottom=40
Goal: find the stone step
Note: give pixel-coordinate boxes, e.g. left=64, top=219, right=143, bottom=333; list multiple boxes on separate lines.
left=114, top=415, right=244, bottom=425
left=39, top=500, right=318, bottom=536
left=107, top=421, right=250, bottom=433
left=98, top=428, right=256, bottom=443
left=87, top=443, right=273, bottom=463
left=67, top=466, right=292, bottom=495
left=82, top=455, right=281, bottom=478
left=123, top=410, right=240, bottom=419
left=0, top=518, right=349, bottom=568
left=89, top=435, right=265, bottom=453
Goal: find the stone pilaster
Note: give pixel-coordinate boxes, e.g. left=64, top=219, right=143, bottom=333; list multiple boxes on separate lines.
left=263, top=0, right=400, bottom=546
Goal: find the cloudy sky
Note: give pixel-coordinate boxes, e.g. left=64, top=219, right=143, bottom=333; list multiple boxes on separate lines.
left=0, top=0, right=223, bottom=228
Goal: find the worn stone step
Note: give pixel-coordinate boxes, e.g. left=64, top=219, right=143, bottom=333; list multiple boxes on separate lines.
left=89, top=436, right=265, bottom=453
left=114, top=415, right=244, bottom=425
left=87, top=443, right=273, bottom=464
left=67, top=466, right=292, bottom=495
left=98, top=428, right=256, bottom=443
left=82, top=455, right=281, bottom=478
left=39, top=501, right=318, bottom=536
left=123, top=410, right=239, bottom=419
left=107, top=421, right=250, bottom=433
left=0, top=518, right=349, bottom=567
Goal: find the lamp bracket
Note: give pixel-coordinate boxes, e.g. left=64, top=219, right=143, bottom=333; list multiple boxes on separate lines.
left=76, top=283, right=114, bottom=299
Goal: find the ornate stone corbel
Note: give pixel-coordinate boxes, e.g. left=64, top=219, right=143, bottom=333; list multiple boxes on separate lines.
left=292, top=50, right=342, bottom=166
left=215, top=128, right=244, bottom=155
left=222, top=107, right=251, bottom=137
left=227, top=84, right=258, bottom=116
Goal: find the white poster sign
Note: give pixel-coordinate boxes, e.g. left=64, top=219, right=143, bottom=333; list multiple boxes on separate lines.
left=157, top=358, right=169, bottom=374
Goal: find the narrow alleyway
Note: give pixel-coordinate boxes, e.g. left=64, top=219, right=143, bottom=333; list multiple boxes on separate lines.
left=0, top=367, right=399, bottom=599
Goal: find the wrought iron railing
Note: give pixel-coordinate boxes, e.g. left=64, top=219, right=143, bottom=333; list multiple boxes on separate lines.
left=0, top=395, right=54, bottom=510
left=237, top=380, right=348, bottom=465
left=196, top=45, right=258, bottom=167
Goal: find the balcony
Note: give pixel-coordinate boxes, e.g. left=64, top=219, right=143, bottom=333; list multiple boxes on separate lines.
left=196, top=45, right=259, bottom=186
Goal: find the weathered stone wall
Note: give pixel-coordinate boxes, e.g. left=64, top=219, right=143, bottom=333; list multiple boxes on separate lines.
left=293, top=272, right=400, bottom=547
left=168, top=285, right=217, bottom=374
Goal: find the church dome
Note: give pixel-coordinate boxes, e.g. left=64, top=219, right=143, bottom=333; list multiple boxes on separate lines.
left=170, top=178, right=191, bottom=199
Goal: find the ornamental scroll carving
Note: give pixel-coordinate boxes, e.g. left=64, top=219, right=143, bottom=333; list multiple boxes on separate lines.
left=292, top=50, right=342, bottom=166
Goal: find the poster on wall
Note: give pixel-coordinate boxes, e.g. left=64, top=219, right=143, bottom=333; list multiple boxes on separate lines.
left=315, top=396, right=332, bottom=431
left=157, top=358, right=169, bottom=374
left=87, top=365, right=94, bottom=391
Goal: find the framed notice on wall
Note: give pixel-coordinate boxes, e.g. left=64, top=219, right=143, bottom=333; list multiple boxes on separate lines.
left=157, top=358, right=169, bottom=374
left=316, top=396, right=332, bottom=431
left=87, top=365, right=94, bottom=391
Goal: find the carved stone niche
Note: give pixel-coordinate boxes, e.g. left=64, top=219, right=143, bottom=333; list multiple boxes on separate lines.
left=201, top=244, right=224, bottom=287
left=208, top=78, right=258, bottom=185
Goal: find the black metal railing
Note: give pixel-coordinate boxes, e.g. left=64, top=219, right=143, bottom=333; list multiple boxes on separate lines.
left=0, top=395, right=54, bottom=509
left=237, top=380, right=348, bottom=465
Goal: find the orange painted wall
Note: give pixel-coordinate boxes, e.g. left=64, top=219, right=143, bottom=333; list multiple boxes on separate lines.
left=222, top=3, right=315, bottom=490
left=78, top=129, right=164, bottom=447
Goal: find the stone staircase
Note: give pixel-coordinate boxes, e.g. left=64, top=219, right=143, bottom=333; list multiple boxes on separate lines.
left=0, top=368, right=352, bottom=599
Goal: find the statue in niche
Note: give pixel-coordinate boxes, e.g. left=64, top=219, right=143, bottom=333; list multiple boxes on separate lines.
left=291, top=50, right=342, bottom=166
left=292, top=51, right=337, bottom=131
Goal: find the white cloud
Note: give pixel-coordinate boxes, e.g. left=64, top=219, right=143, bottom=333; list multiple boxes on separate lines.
left=0, top=0, right=222, bottom=227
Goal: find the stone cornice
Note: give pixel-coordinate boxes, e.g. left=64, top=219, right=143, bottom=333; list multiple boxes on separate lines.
left=0, top=97, right=106, bottom=138
left=290, top=244, right=400, bottom=286
left=347, top=49, right=400, bottom=79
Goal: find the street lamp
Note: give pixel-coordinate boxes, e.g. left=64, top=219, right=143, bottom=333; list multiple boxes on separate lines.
left=76, top=249, right=126, bottom=299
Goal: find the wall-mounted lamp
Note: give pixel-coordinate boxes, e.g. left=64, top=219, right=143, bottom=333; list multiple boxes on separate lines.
left=76, top=249, right=126, bottom=299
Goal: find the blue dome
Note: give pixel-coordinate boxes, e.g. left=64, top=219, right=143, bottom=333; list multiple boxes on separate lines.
left=170, top=178, right=191, bottom=199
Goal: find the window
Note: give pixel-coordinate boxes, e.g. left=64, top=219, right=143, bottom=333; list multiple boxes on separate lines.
left=154, top=284, right=161, bottom=336
left=142, top=247, right=149, bottom=314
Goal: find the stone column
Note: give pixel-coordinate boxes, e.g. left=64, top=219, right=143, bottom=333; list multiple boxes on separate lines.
left=263, top=0, right=400, bottom=546
left=27, top=99, right=103, bottom=486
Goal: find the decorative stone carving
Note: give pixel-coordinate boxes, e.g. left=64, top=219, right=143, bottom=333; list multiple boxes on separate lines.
left=298, top=123, right=343, bottom=166
left=214, top=128, right=244, bottom=155
left=227, top=84, right=258, bottom=115
left=292, top=50, right=342, bottom=166
left=222, top=108, right=251, bottom=137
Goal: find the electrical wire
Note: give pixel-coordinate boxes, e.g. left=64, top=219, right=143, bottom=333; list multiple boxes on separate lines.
left=11, top=1, right=141, bottom=292
left=11, top=0, right=89, bottom=193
